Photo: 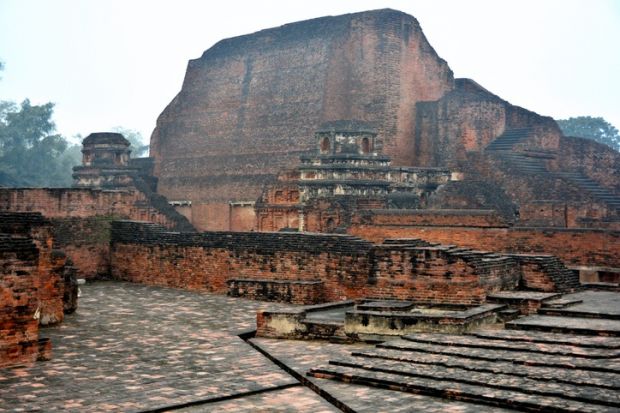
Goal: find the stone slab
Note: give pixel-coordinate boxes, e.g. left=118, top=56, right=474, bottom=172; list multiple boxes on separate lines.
left=507, top=316, right=620, bottom=336
left=470, top=329, right=620, bottom=349
left=401, top=333, right=620, bottom=358
left=251, top=338, right=510, bottom=412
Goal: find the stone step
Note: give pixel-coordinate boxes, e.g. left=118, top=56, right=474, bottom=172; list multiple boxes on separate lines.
left=581, top=282, right=620, bottom=292
left=555, top=171, right=620, bottom=211
left=377, top=339, right=620, bottom=372
left=497, top=308, right=520, bottom=322
left=486, top=128, right=532, bottom=151
left=537, top=307, right=620, bottom=320
left=400, top=333, right=620, bottom=358
left=307, top=364, right=617, bottom=412
left=326, top=356, right=620, bottom=407
left=470, top=330, right=620, bottom=349
left=540, top=298, right=583, bottom=308
left=301, top=319, right=347, bottom=339
left=351, top=348, right=620, bottom=390
left=506, top=315, right=620, bottom=337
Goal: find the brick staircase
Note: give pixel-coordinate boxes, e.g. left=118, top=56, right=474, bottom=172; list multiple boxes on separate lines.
left=485, top=127, right=532, bottom=151
left=509, top=255, right=581, bottom=293
left=486, top=129, right=620, bottom=215
left=492, top=152, right=549, bottom=174
left=556, top=171, right=620, bottom=214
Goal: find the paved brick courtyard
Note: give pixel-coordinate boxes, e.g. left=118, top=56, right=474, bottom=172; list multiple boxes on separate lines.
left=2, top=281, right=619, bottom=412
left=0, top=282, right=309, bottom=412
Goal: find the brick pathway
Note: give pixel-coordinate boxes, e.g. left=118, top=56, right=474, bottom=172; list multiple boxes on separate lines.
left=0, top=282, right=331, bottom=412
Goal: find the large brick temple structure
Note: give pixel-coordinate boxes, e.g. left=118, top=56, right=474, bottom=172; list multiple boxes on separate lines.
left=151, top=9, right=619, bottom=235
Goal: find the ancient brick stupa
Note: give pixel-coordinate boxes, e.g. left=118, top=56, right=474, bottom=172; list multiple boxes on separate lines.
left=72, top=132, right=135, bottom=188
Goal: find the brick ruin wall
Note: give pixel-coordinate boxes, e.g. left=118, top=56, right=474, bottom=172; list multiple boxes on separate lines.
left=150, top=9, right=453, bottom=230
left=0, top=212, right=75, bottom=368
left=0, top=213, right=66, bottom=325
left=109, top=221, right=531, bottom=305
left=348, top=214, right=620, bottom=270
left=356, top=209, right=509, bottom=228
left=0, top=188, right=193, bottom=279
left=559, top=136, right=620, bottom=193
left=0, top=235, right=44, bottom=367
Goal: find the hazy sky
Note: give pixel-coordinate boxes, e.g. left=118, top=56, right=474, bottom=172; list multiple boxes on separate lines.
left=1, top=0, right=619, bottom=144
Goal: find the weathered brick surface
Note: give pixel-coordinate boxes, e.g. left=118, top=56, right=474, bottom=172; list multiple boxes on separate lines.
left=227, top=279, right=324, bottom=304
left=0, top=188, right=179, bottom=228
left=519, top=200, right=614, bottom=228
left=349, top=221, right=620, bottom=269
left=415, top=80, right=562, bottom=166
left=110, top=221, right=524, bottom=305
left=0, top=212, right=64, bottom=326
left=151, top=9, right=453, bottom=229
left=0, top=187, right=194, bottom=278
left=0, top=234, right=40, bottom=368
left=559, top=136, right=620, bottom=193
left=0, top=212, right=73, bottom=367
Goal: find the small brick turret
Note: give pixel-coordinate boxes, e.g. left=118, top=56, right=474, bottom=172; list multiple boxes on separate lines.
left=72, top=132, right=136, bottom=188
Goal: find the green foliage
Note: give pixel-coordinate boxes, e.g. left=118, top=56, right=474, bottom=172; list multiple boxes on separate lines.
left=0, top=99, right=81, bottom=187
left=557, top=116, right=620, bottom=152
left=111, top=126, right=149, bottom=157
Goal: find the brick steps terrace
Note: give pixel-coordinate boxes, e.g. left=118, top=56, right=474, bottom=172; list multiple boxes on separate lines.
left=485, top=128, right=532, bottom=151
left=509, top=254, right=581, bottom=293
left=556, top=171, right=620, bottom=214
left=308, top=330, right=620, bottom=412
left=485, top=129, right=620, bottom=216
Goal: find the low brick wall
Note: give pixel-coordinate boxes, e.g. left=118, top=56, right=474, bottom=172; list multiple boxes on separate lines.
left=227, top=279, right=324, bottom=304
left=110, top=221, right=526, bottom=305
left=0, top=187, right=195, bottom=279
left=355, top=209, right=509, bottom=228
left=349, top=223, right=620, bottom=270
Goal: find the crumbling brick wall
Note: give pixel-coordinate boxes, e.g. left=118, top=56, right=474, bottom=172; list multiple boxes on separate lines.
left=0, top=212, right=71, bottom=367
left=0, top=212, right=66, bottom=325
left=0, top=235, right=42, bottom=367
left=0, top=187, right=194, bottom=279
left=348, top=219, right=620, bottom=270
left=110, top=221, right=523, bottom=305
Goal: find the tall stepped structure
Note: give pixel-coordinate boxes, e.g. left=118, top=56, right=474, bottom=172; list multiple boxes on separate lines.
left=150, top=8, right=619, bottom=232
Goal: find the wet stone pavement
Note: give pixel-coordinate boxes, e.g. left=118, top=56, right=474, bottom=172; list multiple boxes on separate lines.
left=0, top=282, right=321, bottom=412
left=3, top=282, right=619, bottom=412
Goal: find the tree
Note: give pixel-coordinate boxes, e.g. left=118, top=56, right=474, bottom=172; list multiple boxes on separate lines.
left=0, top=99, right=80, bottom=187
left=557, top=116, right=620, bottom=152
left=111, top=126, right=149, bottom=157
